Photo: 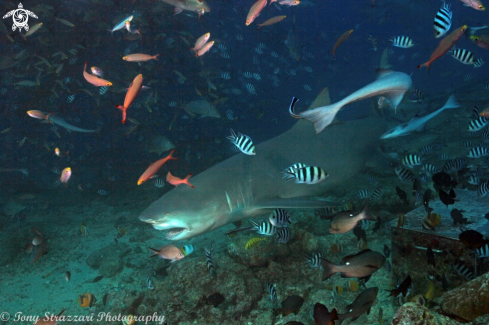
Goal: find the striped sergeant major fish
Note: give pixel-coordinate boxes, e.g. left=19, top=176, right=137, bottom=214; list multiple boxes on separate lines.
left=251, top=220, right=277, bottom=236
left=204, top=244, right=217, bottom=278
left=448, top=48, right=476, bottom=64
left=367, top=35, right=378, bottom=51
left=434, top=2, right=452, bottom=38
left=275, top=227, right=290, bottom=243
left=473, top=102, right=480, bottom=118
left=269, top=208, right=291, bottom=227
left=467, top=146, right=489, bottom=158
left=284, top=165, right=328, bottom=184
left=267, top=282, right=277, bottom=307
left=401, top=154, right=423, bottom=168
left=304, top=252, right=323, bottom=267
left=282, top=163, right=308, bottom=180
left=468, top=116, right=489, bottom=132
left=388, top=36, right=414, bottom=48
left=227, top=129, right=256, bottom=155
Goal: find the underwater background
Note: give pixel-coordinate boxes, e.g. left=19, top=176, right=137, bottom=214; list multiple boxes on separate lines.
left=1, top=0, right=489, bottom=324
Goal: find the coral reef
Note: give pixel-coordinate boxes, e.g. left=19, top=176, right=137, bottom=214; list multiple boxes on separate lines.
left=441, top=272, right=489, bottom=322
left=391, top=303, right=460, bottom=325
left=86, top=243, right=131, bottom=277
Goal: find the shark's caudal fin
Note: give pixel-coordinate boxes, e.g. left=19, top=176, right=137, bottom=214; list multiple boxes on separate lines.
left=441, top=94, right=460, bottom=110
left=299, top=102, right=344, bottom=134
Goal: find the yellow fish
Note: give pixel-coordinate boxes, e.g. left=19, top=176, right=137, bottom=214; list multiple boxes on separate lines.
left=245, top=237, right=267, bottom=249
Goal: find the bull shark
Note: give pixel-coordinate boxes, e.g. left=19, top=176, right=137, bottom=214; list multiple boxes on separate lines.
left=298, top=69, right=412, bottom=134
left=380, top=94, right=460, bottom=139
left=44, top=115, right=99, bottom=133
left=139, top=88, right=387, bottom=240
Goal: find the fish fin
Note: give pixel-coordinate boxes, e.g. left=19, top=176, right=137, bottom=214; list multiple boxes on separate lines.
left=341, top=249, right=373, bottom=264
left=299, top=102, right=344, bottom=134
left=173, top=7, right=183, bottom=15
left=254, top=197, right=341, bottom=210
left=375, top=68, right=393, bottom=78
left=320, top=257, right=336, bottom=281
left=149, top=247, right=159, bottom=257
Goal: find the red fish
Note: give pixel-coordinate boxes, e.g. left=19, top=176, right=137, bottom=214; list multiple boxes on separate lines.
left=196, top=41, right=214, bottom=58
left=330, top=29, right=354, bottom=59
left=418, top=25, right=467, bottom=73
left=34, top=310, right=65, bottom=325
left=116, top=74, right=143, bottom=124
left=83, top=62, right=112, bottom=87
left=138, top=150, right=178, bottom=185
left=470, top=35, right=489, bottom=49
left=246, top=0, right=268, bottom=26
left=167, top=171, right=194, bottom=188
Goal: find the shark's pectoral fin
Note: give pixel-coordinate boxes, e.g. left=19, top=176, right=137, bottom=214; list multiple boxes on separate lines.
left=384, top=91, right=407, bottom=110
left=254, top=197, right=341, bottom=210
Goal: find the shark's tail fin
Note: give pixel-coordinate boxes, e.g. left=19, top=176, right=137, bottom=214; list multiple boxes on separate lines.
left=442, top=94, right=460, bottom=110
left=299, top=102, right=343, bottom=134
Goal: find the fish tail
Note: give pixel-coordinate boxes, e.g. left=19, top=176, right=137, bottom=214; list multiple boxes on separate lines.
left=149, top=247, right=159, bottom=257
left=185, top=173, right=195, bottom=188
left=167, top=149, right=179, bottom=161
left=360, top=201, right=376, bottom=221
left=153, top=54, right=160, bottom=61
left=116, top=105, right=127, bottom=124
left=320, top=257, right=336, bottom=281
left=299, top=102, right=343, bottom=134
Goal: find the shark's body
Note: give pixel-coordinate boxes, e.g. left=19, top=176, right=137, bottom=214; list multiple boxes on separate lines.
left=160, top=0, right=210, bottom=15
left=380, top=94, right=460, bottom=139
left=139, top=110, right=387, bottom=240
left=48, top=115, right=98, bottom=133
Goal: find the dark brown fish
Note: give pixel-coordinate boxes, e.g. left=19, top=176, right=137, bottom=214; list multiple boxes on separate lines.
left=338, top=287, right=379, bottom=322
left=65, top=271, right=71, bottom=281
left=85, top=275, right=104, bottom=283
left=330, top=202, right=376, bottom=234
left=313, top=303, right=338, bottom=325
left=388, top=276, right=411, bottom=297
left=439, top=188, right=456, bottom=207
left=459, top=229, right=487, bottom=250
left=321, top=249, right=385, bottom=281
left=451, top=209, right=469, bottom=225
left=203, top=292, right=225, bottom=307
left=281, top=295, right=305, bottom=316
left=395, top=186, right=409, bottom=206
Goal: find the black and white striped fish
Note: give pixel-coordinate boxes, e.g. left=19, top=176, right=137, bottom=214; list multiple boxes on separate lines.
left=411, top=88, right=424, bottom=101
left=473, top=103, right=480, bottom=118
left=269, top=208, right=291, bottom=227
left=413, top=190, right=422, bottom=206
left=438, top=153, right=450, bottom=160
left=477, top=180, right=489, bottom=197
left=251, top=220, right=277, bottom=236
left=422, top=164, right=440, bottom=174
left=357, top=189, right=370, bottom=199
left=288, top=97, right=301, bottom=119
left=267, top=282, right=277, bottom=306
left=395, top=167, right=415, bottom=181
left=389, top=36, right=414, bottom=48
left=205, top=244, right=217, bottom=279
left=282, top=163, right=308, bottom=180
left=370, top=188, right=383, bottom=202
left=419, top=172, right=429, bottom=183
left=454, top=263, right=474, bottom=280
left=304, top=252, right=323, bottom=267
left=462, top=140, right=475, bottom=148
left=227, top=129, right=256, bottom=155
left=467, top=167, right=481, bottom=185
left=434, top=2, right=452, bottom=38
left=443, top=158, right=467, bottom=172
left=475, top=244, right=489, bottom=258
left=448, top=48, right=475, bottom=65
left=402, top=154, right=423, bottom=168
left=468, top=116, right=489, bottom=132
left=468, top=147, right=489, bottom=158
left=474, top=58, right=485, bottom=68
left=276, top=227, right=291, bottom=243
left=285, top=166, right=328, bottom=184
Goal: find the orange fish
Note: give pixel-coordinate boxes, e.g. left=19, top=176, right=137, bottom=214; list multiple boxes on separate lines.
left=417, top=25, right=467, bottom=74
left=256, top=16, right=286, bottom=30
left=122, top=54, right=160, bottom=62
left=34, top=310, right=65, bottom=325
left=167, top=171, right=194, bottom=188
left=60, top=167, right=71, bottom=186
left=54, top=148, right=69, bottom=157
left=138, top=150, right=178, bottom=185
left=83, top=62, right=112, bottom=87
left=330, top=29, right=354, bottom=59
left=196, top=41, right=214, bottom=57
left=480, top=106, right=489, bottom=118
left=246, top=0, right=268, bottom=26
left=27, top=110, right=50, bottom=122
left=191, top=32, right=210, bottom=53
left=116, top=74, right=143, bottom=124
left=149, top=244, right=185, bottom=262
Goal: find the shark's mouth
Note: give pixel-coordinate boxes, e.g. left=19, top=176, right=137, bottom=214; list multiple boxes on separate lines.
left=165, top=228, right=189, bottom=239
